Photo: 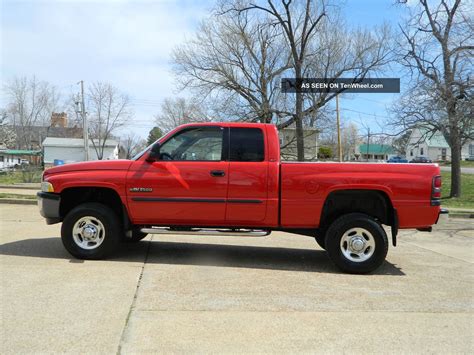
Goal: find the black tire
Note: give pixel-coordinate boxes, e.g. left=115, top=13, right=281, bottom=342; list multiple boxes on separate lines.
left=61, top=202, right=121, bottom=259
left=325, top=213, right=388, bottom=274
left=314, top=232, right=326, bottom=250
left=122, top=229, right=148, bottom=243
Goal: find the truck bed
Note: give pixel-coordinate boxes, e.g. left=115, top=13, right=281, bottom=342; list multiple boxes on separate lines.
left=280, top=162, right=441, bottom=228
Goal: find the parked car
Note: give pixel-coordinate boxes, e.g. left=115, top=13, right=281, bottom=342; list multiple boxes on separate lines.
left=410, top=156, right=433, bottom=163
left=387, top=156, right=408, bottom=163
left=38, top=122, right=447, bottom=274
left=466, top=156, right=474, bottom=161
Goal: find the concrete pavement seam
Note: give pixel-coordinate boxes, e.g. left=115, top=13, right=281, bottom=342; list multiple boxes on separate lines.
left=120, top=309, right=474, bottom=314
left=405, top=241, right=474, bottom=264
left=116, top=235, right=153, bottom=355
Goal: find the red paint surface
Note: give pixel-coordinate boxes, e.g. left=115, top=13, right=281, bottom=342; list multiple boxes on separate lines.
left=44, top=122, right=441, bottom=229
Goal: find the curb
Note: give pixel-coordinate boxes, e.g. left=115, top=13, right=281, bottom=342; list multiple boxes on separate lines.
left=449, top=213, right=474, bottom=219
left=443, top=207, right=474, bottom=218
left=0, top=198, right=37, bottom=205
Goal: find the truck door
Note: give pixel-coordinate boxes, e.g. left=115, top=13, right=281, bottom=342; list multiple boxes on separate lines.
left=127, top=126, right=229, bottom=225
left=225, top=127, right=268, bottom=223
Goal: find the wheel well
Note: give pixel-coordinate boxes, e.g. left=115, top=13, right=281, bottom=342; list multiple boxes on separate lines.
left=59, top=187, right=125, bottom=223
left=320, top=190, right=394, bottom=229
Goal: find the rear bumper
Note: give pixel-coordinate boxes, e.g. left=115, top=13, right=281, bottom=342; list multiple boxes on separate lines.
left=37, top=192, right=61, bottom=225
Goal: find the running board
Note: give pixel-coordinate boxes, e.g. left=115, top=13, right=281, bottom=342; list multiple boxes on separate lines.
left=140, top=227, right=271, bottom=237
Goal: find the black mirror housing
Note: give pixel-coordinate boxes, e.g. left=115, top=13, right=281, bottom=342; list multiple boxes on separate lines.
left=146, top=142, right=161, bottom=162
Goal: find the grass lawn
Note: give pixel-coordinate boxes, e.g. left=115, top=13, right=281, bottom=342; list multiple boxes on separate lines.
left=0, top=193, right=36, bottom=200
left=440, top=171, right=474, bottom=209
left=0, top=170, right=42, bottom=184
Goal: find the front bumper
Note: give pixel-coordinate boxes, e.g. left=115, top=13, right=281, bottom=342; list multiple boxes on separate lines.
left=37, top=192, right=61, bottom=225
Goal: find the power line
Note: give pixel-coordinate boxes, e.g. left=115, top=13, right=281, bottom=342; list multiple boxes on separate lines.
left=355, top=96, right=393, bottom=105
left=339, top=107, right=393, bottom=120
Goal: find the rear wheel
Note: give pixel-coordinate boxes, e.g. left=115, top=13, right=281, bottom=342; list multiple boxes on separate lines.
left=325, top=213, right=388, bottom=274
left=61, top=202, right=121, bottom=259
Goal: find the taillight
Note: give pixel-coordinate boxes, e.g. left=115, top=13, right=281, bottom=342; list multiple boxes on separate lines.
left=432, top=175, right=442, bottom=200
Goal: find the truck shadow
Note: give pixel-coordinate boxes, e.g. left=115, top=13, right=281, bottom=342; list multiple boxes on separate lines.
left=0, top=237, right=405, bottom=276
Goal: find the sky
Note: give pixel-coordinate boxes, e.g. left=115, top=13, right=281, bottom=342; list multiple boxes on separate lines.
left=1, top=0, right=408, bottom=139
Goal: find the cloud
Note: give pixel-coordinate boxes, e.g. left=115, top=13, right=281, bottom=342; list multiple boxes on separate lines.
left=1, top=0, right=211, bottom=137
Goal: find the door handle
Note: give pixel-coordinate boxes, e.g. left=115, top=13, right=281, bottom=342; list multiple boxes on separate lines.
left=210, top=170, right=226, bottom=177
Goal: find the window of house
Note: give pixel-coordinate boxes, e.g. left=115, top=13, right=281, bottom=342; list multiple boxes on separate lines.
left=420, top=147, right=424, bottom=155
left=441, top=148, right=447, bottom=160
left=0, top=156, right=4, bottom=162
left=469, top=144, right=474, bottom=156
left=229, top=128, right=265, bottom=162
left=410, top=150, right=413, bottom=156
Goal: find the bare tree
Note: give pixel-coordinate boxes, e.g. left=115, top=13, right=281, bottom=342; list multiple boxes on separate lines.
left=121, top=133, right=146, bottom=159
left=0, top=109, right=17, bottom=148
left=173, top=8, right=290, bottom=124
left=392, top=130, right=412, bottom=156
left=180, top=1, right=394, bottom=161
left=223, top=0, right=335, bottom=161
left=301, top=15, right=393, bottom=130
left=154, top=97, right=211, bottom=133
left=341, top=122, right=359, bottom=160
left=3, top=76, right=59, bottom=149
left=395, top=0, right=473, bottom=197
left=87, top=82, right=131, bottom=160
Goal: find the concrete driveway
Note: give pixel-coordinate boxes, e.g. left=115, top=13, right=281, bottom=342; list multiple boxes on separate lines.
left=1, top=204, right=473, bottom=354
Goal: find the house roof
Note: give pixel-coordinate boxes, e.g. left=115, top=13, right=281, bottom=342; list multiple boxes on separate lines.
left=359, top=144, right=394, bottom=155
left=42, top=137, right=118, bottom=147
left=8, top=125, right=83, bottom=140
left=0, top=149, right=42, bottom=156
left=416, top=128, right=450, bottom=148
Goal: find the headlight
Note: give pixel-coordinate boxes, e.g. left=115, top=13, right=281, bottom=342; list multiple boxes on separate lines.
left=41, top=181, right=54, bottom=193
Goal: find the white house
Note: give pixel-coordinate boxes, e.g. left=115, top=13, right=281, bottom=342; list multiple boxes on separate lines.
left=0, top=149, right=41, bottom=170
left=42, top=137, right=120, bottom=166
left=406, top=128, right=474, bottom=162
left=279, top=127, right=319, bottom=161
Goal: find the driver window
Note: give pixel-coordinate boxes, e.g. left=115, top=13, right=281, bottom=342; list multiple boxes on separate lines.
left=159, top=127, right=223, bottom=161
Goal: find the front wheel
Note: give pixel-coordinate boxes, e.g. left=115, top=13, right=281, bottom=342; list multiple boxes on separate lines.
left=325, top=213, right=388, bottom=274
left=314, top=232, right=326, bottom=250
left=61, top=202, right=121, bottom=259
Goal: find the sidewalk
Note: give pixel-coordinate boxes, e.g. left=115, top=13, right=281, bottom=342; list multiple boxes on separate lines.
left=0, top=187, right=37, bottom=195
left=445, top=207, right=474, bottom=218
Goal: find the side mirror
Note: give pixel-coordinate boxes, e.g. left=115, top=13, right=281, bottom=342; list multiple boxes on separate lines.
left=146, top=142, right=161, bottom=162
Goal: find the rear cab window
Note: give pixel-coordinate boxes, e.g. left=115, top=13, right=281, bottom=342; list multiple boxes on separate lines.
left=229, top=127, right=265, bottom=162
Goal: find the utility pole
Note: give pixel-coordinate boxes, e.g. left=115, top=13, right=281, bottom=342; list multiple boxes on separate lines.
left=78, top=80, right=89, bottom=161
left=336, top=95, right=342, bottom=162
left=366, top=127, right=370, bottom=162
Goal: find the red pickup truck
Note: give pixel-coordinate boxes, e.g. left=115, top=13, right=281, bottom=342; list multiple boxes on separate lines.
left=38, top=122, right=447, bottom=273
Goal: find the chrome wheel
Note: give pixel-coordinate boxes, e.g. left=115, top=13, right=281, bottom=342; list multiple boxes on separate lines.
left=72, top=216, right=106, bottom=250
left=340, top=227, right=375, bottom=262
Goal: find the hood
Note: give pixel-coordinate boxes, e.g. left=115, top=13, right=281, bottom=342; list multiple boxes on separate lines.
left=44, top=160, right=133, bottom=176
